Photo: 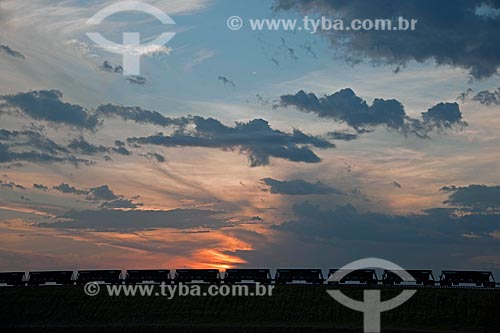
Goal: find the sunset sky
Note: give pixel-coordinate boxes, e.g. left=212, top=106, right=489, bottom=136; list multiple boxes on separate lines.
left=0, top=0, right=499, bottom=274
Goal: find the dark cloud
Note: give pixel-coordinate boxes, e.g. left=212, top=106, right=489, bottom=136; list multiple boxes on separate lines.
left=274, top=201, right=500, bottom=243
left=99, top=198, right=143, bottom=209
left=326, top=131, right=359, bottom=141
left=96, top=104, right=184, bottom=127
left=111, top=145, right=131, bottom=156
left=53, top=183, right=87, bottom=196
left=68, top=136, right=131, bottom=156
left=260, top=178, right=342, bottom=195
left=140, top=152, right=166, bottom=163
left=421, top=102, right=465, bottom=130
left=442, top=184, right=500, bottom=213
left=0, top=129, right=68, bottom=154
left=239, top=205, right=500, bottom=277
left=33, top=184, right=48, bottom=191
left=40, top=208, right=229, bottom=231
left=0, top=90, right=99, bottom=129
left=392, top=181, right=402, bottom=189
left=218, top=76, right=235, bottom=88
left=459, top=87, right=500, bottom=105
left=125, top=75, right=147, bottom=85
left=128, top=117, right=335, bottom=167
left=0, top=180, right=25, bottom=190
left=52, top=183, right=142, bottom=209
left=0, top=45, right=25, bottom=59
left=275, top=0, right=500, bottom=79
left=100, top=61, right=123, bottom=74
left=280, top=89, right=405, bottom=132
left=473, top=89, right=500, bottom=105
left=280, top=88, right=466, bottom=135
left=68, top=137, right=107, bottom=155
left=100, top=61, right=149, bottom=86
left=0, top=142, right=90, bottom=165
left=0, top=129, right=95, bottom=166
left=87, top=185, right=118, bottom=201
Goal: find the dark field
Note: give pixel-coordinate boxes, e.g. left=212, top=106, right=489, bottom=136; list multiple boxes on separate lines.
left=0, top=285, right=499, bottom=332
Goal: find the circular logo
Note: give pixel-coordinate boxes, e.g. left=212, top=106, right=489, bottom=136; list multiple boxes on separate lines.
left=227, top=16, right=244, bottom=31
left=84, top=282, right=100, bottom=296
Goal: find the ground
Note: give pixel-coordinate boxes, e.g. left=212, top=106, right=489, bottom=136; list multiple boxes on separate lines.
left=1, top=285, right=499, bottom=332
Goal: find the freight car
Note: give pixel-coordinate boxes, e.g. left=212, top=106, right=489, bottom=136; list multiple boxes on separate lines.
left=275, top=269, right=324, bottom=284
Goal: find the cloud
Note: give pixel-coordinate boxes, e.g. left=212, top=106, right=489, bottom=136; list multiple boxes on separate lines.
left=87, top=185, right=118, bottom=201
left=0, top=129, right=69, bottom=154
left=125, top=76, right=147, bottom=86
left=421, top=102, right=465, bottom=130
left=0, top=44, right=25, bottom=59
left=52, top=183, right=142, bottom=209
left=0, top=142, right=90, bottom=165
left=274, top=201, right=500, bottom=243
left=275, top=0, right=500, bottom=79
left=96, top=104, right=183, bottom=127
left=218, top=76, right=235, bottom=88
left=459, top=87, right=500, bottom=106
left=99, top=61, right=123, bottom=74
left=442, top=184, right=500, bottom=213
left=326, top=131, right=359, bottom=141
left=99, top=61, right=152, bottom=87
left=68, top=136, right=131, bottom=156
left=473, top=89, right=500, bottom=105
left=140, top=152, right=166, bottom=163
left=0, top=90, right=99, bottom=129
left=475, top=4, right=500, bottom=20
left=53, top=183, right=87, bottom=196
left=0, top=129, right=95, bottom=166
left=0, top=93, right=334, bottom=167
left=99, top=199, right=143, bottom=209
left=128, top=117, right=335, bottom=167
left=40, top=208, right=229, bottom=232
left=392, top=181, right=402, bottom=189
left=0, top=180, right=25, bottom=190
left=260, top=178, right=342, bottom=195
left=33, top=184, right=48, bottom=191
left=68, top=137, right=108, bottom=155
left=98, top=61, right=148, bottom=86
left=280, top=89, right=405, bottom=132
left=280, top=88, right=466, bottom=135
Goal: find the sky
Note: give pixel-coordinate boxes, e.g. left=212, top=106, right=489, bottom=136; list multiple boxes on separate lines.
left=0, top=0, right=500, bottom=274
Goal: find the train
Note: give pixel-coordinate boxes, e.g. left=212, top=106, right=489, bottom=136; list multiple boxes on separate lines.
left=0, top=268, right=498, bottom=288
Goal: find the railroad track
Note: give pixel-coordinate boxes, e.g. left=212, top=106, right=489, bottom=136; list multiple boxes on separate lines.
left=1, top=282, right=499, bottom=290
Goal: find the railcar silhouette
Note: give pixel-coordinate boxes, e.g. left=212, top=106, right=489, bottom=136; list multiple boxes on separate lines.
left=76, top=270, right=122, bottom=285
left=439, top=270, right=496, bottom=287
left=224, top=269, right=272, bottom=284
left=275, top=269, right=324, bottom=284
left=28, top=271, right=74, bottom=286
left=124, top=270, right=171, bottom=284
left=0, top=272, right=26, bottom=286
left=327, top=269, right=378, bottom=285
left=173, top=269, right=221, bottom=284
left=382, top=270, right=436, bottom=286
left=0, top=268, right=498, bottom=288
